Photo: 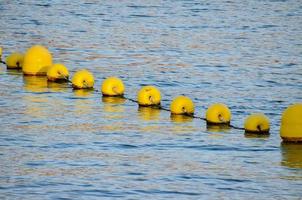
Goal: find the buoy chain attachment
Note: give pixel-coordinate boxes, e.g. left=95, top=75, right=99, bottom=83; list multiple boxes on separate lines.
left=0, top=60, right=6, bottom=65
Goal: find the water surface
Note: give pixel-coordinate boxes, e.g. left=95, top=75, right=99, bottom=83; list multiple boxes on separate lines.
left=0, top=1, right=302, bottom=199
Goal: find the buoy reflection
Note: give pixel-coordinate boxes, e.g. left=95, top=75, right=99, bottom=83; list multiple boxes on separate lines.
left=23, top=76, right=48, bottom=93
left=281, top=142, right=302, bottom=169
left=138, top=106, right=160, bottom=121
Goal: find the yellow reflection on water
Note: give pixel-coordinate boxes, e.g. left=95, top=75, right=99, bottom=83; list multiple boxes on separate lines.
left=170, top=114, right=193, bottom=123
left=281, top=142, right=302, bottom=169
left=72, top=90, right=94, bottom=115
left=73, top=89, right=93, bottom=98
left=102, top=96, right=126, bottom=104
left=244, top=133, right=270, bottom=139
left=23, top=76, right=48, bottom=93
left=102, top=97, right=125, bottom=119
left=23, top=95, right=49, bottom=118
left=23, top=77, right=49, bottom=118
left=207, top=124, right=231, bottom=132
left=138, top=107, right=160, bottom=121
left=47, top=81, right=69, bottom=93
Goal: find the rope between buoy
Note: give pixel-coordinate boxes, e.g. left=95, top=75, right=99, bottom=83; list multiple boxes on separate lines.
left=63, top=79, right=245, bottom=130
left=229, top=124, right=245, bottom=130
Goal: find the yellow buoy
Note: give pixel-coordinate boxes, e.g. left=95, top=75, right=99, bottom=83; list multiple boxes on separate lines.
left=206, top=103, right=231, bottom=124
left=47, top=63, right=69, bottom=82
left=72, top=69, right=94, bottom=89
left=137, top=85, right=161, bottom=106
left=244, top=113, right=270, bottom=134
left=23, top=45, right=52, bottom=76
left=6, top=52, right=24, bottom=69
left=170, top=96, right=194, bottom=115
left=280, top=103, right=302, bottom=142
left=101, top=77, right=125, bottom=96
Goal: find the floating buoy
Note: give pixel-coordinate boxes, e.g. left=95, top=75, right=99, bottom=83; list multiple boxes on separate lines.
left=206, top=103, right=231, bottom=125
left=72, top=69, right=94, bottom=89
left=23, top=45, right=52, bottom=76
left=280, top=103, right=302, bottom=142
left=101, top=77, right=125, bottom=97
left=47, top=63, right=69, bottom=82
left=170, top=96, right=194, bottom=115
left=137, top=85, right=161, bottom=106
left=244, top=113, right=270, bottom=134
left=6, top=52, right=24, bottom=69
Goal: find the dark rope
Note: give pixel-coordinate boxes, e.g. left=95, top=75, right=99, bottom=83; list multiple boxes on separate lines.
left=229, top=124, right=245, bottom=130
left=123, top=96, right=138, bottom=103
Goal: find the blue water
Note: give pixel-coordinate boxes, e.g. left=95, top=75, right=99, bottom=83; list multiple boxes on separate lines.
left=0, top=0, right=302, bottom=199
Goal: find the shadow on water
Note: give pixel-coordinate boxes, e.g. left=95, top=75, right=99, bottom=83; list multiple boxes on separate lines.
left=244, top=133, right=270, bottom=139
left=281, top=142, right=302, bottom=169
left=6, top=69, right=23, bottom=76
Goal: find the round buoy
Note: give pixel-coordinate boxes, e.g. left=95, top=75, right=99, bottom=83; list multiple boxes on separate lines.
left=280, top=103, right=302, bottom=142
left=6, top=52, right=24, bottom=69
left=72, top=69, right=94, bottom=89
left=47, top=63, right=69, bottom=82
left=244, top=113, right=270, bottom=134
left=137, top=86, right=161, bottom=106
left=206, top=103, right=231, bottom=125
left=101, top=77, right=125, bottom=96
left=23, top=45, right=52, bottom=76
left=170, top=96, right=194, bottom=115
